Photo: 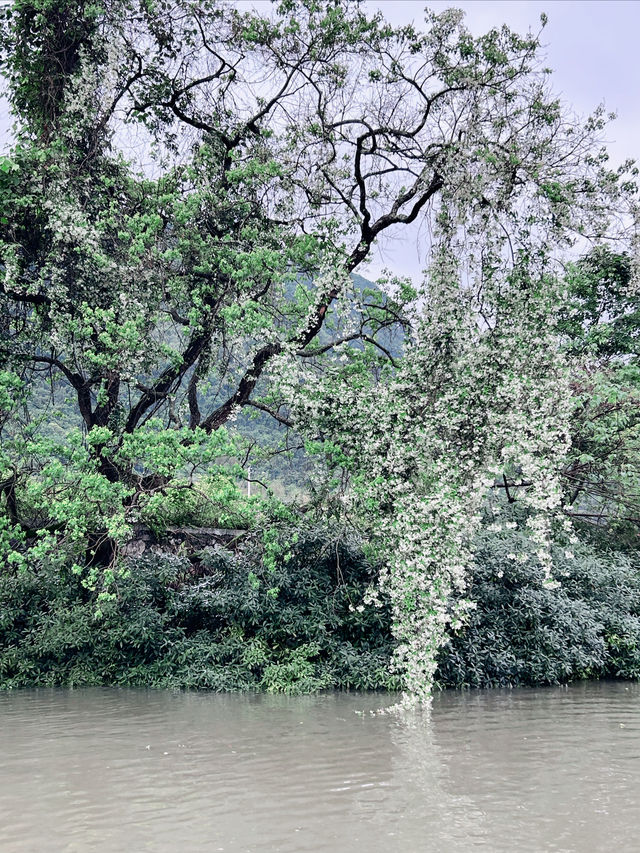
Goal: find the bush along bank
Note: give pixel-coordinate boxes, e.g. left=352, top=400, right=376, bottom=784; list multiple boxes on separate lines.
left=0, top=527, right=400, bottom=693
left=1, top=518, right=639, bottom=693
left=438, top=514, right=640, bottom=688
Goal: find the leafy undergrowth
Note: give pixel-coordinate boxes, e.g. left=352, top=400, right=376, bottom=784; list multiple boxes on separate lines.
left=0, top=529, right=400, bottom=693
left=438, top=513, right=640, bottom=688
left=2, top=521, right=640, bottom=694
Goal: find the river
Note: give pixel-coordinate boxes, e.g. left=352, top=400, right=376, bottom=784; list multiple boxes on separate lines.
left=0, top=682, right=638, bottom=852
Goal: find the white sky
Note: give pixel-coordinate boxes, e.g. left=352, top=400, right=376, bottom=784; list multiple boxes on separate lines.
left=2, top=1, right=638, bottom=281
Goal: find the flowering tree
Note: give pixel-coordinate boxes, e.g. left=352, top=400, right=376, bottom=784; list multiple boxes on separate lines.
left=0, top=0, right=636, bottom=692
left=276, top=243, right=573, bottom=700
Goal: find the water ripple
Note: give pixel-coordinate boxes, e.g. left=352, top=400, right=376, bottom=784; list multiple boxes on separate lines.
left=0, top=684, right=639, bottom=852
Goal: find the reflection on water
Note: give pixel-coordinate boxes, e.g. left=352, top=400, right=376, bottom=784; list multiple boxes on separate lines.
left=0, top=683, right=638, bottom=852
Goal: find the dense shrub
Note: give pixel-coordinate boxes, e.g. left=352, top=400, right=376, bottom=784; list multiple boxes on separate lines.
left=437, top=514, right=640, bottom=688
left=3, top=514, right=640, bottom=693
left=0, top=528, right=400, bottom=693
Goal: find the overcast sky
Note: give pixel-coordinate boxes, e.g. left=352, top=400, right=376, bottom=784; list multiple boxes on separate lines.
left=2, top=1, right=638, bottom=281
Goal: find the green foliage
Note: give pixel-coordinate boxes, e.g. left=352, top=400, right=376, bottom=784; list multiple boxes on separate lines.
left=559, top=248, right=638, bottom=358
left=0, top=0, right=107, bottom=141
left=0, top=527, right=399, bottom=693
left=437, top=510, right=640, bottom=688
left=1, top=0, right=638, bottom=700
left=0, top=417, right=244, bottom=574
left=138, top=477, right=255, bottom=533
left=565, top=363, right=640, bottom=530
left=558, top=248, right=640, bottom=531
left=3, top=507, right=640, bottom=694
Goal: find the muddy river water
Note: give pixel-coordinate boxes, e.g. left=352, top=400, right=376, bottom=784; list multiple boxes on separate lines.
left=0, top=682, right=638, bottom=852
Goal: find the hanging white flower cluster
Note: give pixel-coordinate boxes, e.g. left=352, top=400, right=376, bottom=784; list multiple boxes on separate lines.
left=275, top=244, right=573, bottom=703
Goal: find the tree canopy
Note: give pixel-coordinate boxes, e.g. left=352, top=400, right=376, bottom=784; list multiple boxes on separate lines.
left=1, top=0, right=637, bottom=699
